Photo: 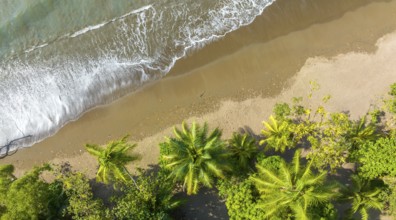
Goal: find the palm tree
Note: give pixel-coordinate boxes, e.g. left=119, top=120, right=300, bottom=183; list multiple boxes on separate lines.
left=228, top=132, right=258, bottom=170
left=348, top=116, right=379, bottom=149
left=250, top=149, right=338, bottom=219
left=85, top=135, right=140, bottom=185
left=342, top=175, right=384, bottom=220
left=160, top=122, right=230, bottom=195
left=260, top=115, right=294, bottom=152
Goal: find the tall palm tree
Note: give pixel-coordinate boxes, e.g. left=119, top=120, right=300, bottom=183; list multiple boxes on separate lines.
left=160, top=122, right=230, bottom=195
left=228, top=132, right=258, bottom=170
left=250, top=149, right=338, bottom=219
left=85, top=135, right=140, bottom=185
left=260, top=115, right=294, bottom=152
left=343, top=175, right=384, bottom=220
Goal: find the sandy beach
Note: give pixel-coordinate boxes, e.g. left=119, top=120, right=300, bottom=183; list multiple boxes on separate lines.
left=1, top=0, right=396, bottom=181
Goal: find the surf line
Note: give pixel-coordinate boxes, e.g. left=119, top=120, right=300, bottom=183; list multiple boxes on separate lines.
left=70, top=4, right=154, bottom=38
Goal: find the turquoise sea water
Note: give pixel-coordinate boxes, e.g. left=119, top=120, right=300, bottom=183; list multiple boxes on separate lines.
left=0, top=0, right=274, bottom=154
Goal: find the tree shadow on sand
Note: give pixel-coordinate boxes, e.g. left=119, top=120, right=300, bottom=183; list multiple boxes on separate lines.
left=171, top=188, right=228, bottom=220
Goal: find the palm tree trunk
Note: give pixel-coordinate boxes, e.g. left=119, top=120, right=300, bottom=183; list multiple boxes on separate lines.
left=123, top=167, right=140, bottom=190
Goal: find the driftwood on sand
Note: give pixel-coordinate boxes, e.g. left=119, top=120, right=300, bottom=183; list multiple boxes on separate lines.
left=0, top=135, right=32, bottom=159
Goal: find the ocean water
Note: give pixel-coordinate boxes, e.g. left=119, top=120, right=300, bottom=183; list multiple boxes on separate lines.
left=0, top=0, right=275, bottom=154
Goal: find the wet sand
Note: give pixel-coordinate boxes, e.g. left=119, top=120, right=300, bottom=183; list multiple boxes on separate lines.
left=2, top=0, right=396, bottom=179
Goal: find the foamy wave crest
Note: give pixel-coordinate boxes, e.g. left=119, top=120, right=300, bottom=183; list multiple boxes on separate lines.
left=0, top=0, right=275, bottom=155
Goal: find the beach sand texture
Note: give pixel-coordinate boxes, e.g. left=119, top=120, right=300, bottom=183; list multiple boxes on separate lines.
left=1, top=0, right=396, bottom=185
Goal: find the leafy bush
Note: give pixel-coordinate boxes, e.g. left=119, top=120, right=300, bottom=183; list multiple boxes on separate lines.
left=217, top=178, right=268, bottom=220
left=110, top=170, right=180, bottom=220
left=357, top=138, right=396, bottom=179
left=389, top=83, right=396, bottom=96
left=273, top=102, right=291, bottom=120
left=0, top=164, right=64, bottom=220
left=256, top=154, right=283, bottom=172
left=58, top=170, right=106, bottom=220
left=387, top=83, right=396, bottom=114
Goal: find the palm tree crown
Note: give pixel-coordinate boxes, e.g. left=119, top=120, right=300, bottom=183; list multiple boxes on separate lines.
left=260, top=115, right=294, bottom=152
left=228, top=132, right=258, bottom=170
left=251, top=149, right=338, bottom=219
left=160, top=122, right=230, bottom=195
left=85, top=135, right=140, bottom=184
left=343, top=175, right=384, bottom=220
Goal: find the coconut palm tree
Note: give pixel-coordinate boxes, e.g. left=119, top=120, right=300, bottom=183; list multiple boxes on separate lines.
left=250, top=149, right=338, bottom=219
left=348, top=116, right=380, bottom=149
left=228, top=132, right=258, bottom=170
left=85, top=135, right=140, bottom=185
left=260, top=115, right=294, bottom=152
left=160, top=122, right=230, bottom=195
left=343, top=175, right=384, bottom=220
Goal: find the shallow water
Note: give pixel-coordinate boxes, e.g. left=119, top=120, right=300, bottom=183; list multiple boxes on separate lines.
left=0, top=0, right=274, bottom=153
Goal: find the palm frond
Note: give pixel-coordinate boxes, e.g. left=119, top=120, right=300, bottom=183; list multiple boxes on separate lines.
left=256, top=164, right=286, bottom=186
left=85, top=144, right=103, bottom=157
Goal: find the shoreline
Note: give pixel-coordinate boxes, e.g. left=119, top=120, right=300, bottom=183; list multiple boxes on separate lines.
left=2, top=0, right=396, bottom=177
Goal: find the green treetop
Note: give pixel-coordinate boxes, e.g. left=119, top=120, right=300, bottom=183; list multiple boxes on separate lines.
left=85, top=135, right=140, bottom=186
left=160, top=122, right=230, bottom=195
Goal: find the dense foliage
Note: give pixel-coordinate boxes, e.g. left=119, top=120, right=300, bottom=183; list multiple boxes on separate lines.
left=0, top=82, right=396, bottom=219
left=388, top=83, right=396, bottom=113
left=0, top=164, right=64, bottom=220
left=110, top=169, right=180, bottom=220
left=227, top=132, right=258, bottom=171
left=342, top=175, right=385, bottom=220
left=357, top=137, right=396, bottom=179
left=251, top=149, right=338, bottom=219
left=217, top=178, right=267, bottom=219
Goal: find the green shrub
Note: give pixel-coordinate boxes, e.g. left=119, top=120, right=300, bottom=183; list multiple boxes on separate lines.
left=217, top=178, right=268, bottom=220
left=273, top=102, right=291, bottom=120
left=357, top=138, right=396, bottom=179
left=59, top=171, right=106, bottom=220
left=110, top=170, right=180, bottom=220
left=0, top=165, right=65, bottom=220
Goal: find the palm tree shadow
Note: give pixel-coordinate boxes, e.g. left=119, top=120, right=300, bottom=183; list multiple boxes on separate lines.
left=171, top=188, right=228, bottom=220
left=89, top=179, right=119, bottom=207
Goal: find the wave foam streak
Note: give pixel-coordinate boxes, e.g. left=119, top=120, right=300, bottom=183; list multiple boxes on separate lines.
left=0, top=0, right=275, bottom=154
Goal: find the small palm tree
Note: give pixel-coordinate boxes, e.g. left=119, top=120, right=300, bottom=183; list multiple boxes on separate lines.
left=251, top=149, right=338, bottom=219
left=85, top=135, right=140, bottom=185
left=160, top=122, right=230, bottom=195
left=260, top=115, right=294, bottom=152
left=228, top=132, right=258, bottom=170
left=348, top=116, right=379, bottom=149
left=343, top=175, right=384, bottom=220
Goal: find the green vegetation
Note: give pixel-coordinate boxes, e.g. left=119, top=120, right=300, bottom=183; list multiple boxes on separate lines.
left=58, top=169, right=106, bottom=219
left=227, top=132, right=258, bottom=171
left=251, top=149, right=338, bottom=219
left=388, top=83, right=396, bottom=113
left=342, top=175, right=384, bottom=220
left=260, top=115, right=294, bottom=152
left=217, top=178, right=267, bottom=219
left=357, top=137, right=396, bottom=179
left=110, top=170, right=180, bottom=220
left=85, top=135, right=140, bottom=185
left=159, top=122, right=230, bottom=195
left=0, top=164, right=64, bottom=220
left=1, top=82, right=396, bottom=219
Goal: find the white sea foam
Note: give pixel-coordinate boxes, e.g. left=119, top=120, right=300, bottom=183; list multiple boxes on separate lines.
left=0, top=0, right=275, bottom=155
left=70, top=5, right=153, bottom=38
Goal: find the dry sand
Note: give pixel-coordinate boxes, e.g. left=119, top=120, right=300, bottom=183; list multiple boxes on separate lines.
left=1, top=0, right=396, bottom=182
